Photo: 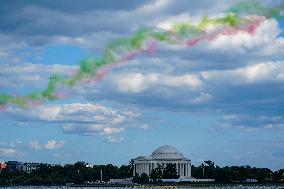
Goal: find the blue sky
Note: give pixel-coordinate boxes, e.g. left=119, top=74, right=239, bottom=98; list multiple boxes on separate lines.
left=0, top=0, right=284, bottom=170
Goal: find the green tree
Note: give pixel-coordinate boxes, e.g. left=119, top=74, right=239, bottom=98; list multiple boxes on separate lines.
left=163, top=163, right=179, bottom=179
left=140, top=173, right=149, bottom=183
left=100, top=164, right=119, bottom=181
left=150, top=164, right=163, bottom=182
left=118, top=165, right=132, bottom=178
left=132, top=173, right=140, bottom=183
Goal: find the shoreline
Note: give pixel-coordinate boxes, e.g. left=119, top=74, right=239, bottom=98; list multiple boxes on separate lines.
left=1, top=183, right=284, bottom=188
left=67, top=183, right=284, bottom=188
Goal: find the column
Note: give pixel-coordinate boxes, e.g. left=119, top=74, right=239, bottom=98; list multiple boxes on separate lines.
left=175, top=163, right=178, bottom=175
left=136, top=163, right=138, bottom=175
left=187, top=163, right=189, bottom=176
left=187, top=163, right=191, bottom=177
left=136, top=163, right=139, bottom=175
left=188, top=163, right=190, bottom=177
left=188, top=163, right=191, bottom=177
left=146, top=163, right=148, bottom=174
left=148, top=162, right=151, bottom=175
left=178, top=163, right=180, bottom=176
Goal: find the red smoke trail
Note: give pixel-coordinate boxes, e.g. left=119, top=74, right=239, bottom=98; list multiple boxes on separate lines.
left=0, top=105, right=6, bottom=111
left=185, top=17, right=265, bottom=46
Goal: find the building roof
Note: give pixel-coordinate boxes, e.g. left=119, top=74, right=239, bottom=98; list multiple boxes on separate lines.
left=151, top=145, right=185, bottom=160
left=134, top=145, right=189, bottom=161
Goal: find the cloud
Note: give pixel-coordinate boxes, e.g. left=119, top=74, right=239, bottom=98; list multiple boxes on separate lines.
left=6, top=102, right=132, bottom=124
left=201, top=61, right=284, bottom=84
left=62, top=124, right=125, bottom=135
left=29, top=141, right=42, bottom=150
left=103, top=127, right=125, bottom=135
left=44, top=140, right=66, bottom=150
left=209, top=18, right=284, bottom=56
left=0, top=148, right=17, bottom=157
left=0, top=0, right=235, bottom=55
left=105, top=136, right=124, bottom=144
left=29, top=140, right=66, bottom=150
left=6, top=101, right=141, bottom=140
left=1, top=0, right=284, bottom=134
left=111, top=72, right=202, bottom=93
left=213, top=114, right=284, bottom=131
left=0, top=63, right=75, bottom=90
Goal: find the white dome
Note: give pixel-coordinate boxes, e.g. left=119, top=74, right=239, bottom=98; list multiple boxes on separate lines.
left=151, top=145, right=184, bottom=160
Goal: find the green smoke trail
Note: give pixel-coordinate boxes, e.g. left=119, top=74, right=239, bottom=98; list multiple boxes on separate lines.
left=229, top=0, right=284, bottom=20
left=42, top=74, right=62, bottom=100
left=0, top=1, right=283, bottom=108
left=0, top=94, right=27, bottom=108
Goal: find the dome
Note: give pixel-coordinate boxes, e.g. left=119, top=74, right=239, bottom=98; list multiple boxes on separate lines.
left=151, top=145, right=184, bottom=160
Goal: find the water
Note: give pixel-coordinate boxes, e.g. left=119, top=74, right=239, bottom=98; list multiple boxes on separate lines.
left=0, top=186, right=283, bottom=189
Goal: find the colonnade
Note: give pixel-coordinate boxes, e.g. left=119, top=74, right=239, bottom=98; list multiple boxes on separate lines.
left=133, top=161, right=191, bottom=178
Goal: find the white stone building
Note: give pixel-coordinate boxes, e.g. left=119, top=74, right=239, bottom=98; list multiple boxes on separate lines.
left=133, top=145, right=191, bottom=178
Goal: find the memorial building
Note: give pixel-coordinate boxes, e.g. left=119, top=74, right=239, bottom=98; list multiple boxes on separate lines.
left=133, top=145, right=191, bottom=178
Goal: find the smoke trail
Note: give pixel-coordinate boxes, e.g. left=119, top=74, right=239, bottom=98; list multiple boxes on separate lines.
left=0, top=1, right=283, bottom=108
left=229, top=0, right=284, bottom=20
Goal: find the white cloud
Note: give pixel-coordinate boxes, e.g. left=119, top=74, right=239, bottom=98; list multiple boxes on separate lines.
left=7, top=102, right=131, bottom=125
left=29, top=140, right=66, bottom=150
left=0, top=140, right=23, bottom=148
left=237, top=62, right=280, bottom=83
left=103, top=127, right=125, bottom=135
left=105, top=136, right=124, bottom=144
left=63, top=124, right=104, bottom=133
left=201, top=61, right=284, bottom=85
left=209, top=18, right=284, bottom=55
left=139, top=0, right=170, bottom=13
left=44, top=140, right=66, bottom=150
left=190, top=92, right=213, bottom=104
left=62, top=124, right=125, bottom=135
left=139, top=124, right=150, bottom=130
left=0, top=148, right=17, bottom=156
left=111, top=72, right=202, bottom=93
left=213, top=114, right=284, bottom=132
left=1, top=0, right=284, bottom=136
left=0, top=63, right=75, bottom=90
left=6, top=102, right=140, bottom=140
left=157, top=13, right=200, bottom=30
left=29, top=141, right=42, bottom=150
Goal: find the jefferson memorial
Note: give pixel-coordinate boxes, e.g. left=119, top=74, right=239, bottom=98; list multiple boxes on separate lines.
left=133, top=145, right=191, bottom=178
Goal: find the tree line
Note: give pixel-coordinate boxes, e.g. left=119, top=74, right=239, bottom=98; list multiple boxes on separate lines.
left=0, top=162, right=132, bottom=185
left=0, top=160, right=283, bottom=185
left=191, top=160, right=284, bottom=183
left=133, top=161, right=284, bottom=184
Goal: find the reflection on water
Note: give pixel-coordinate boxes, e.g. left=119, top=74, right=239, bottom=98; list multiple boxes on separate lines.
left=0, top=186, right=283, bottom=189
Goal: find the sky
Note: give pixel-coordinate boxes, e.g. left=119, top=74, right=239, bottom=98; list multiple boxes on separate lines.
left=0, top=0, right=284, bottom=170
